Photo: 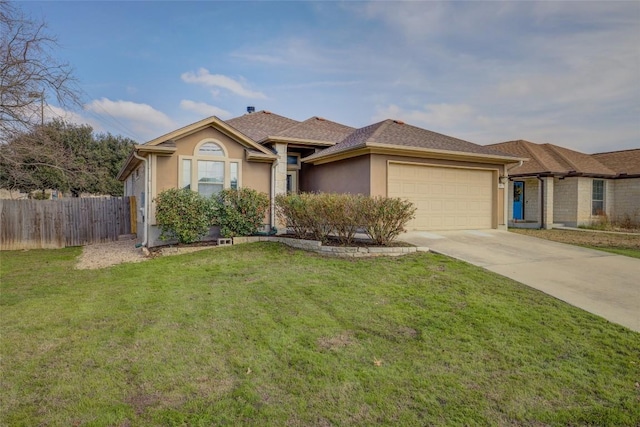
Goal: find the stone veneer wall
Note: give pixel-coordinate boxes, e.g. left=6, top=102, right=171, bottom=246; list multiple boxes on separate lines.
left=611, top=178, right=640, bottom=224
left=507, top=178, right=540, bottom=222
left=522, top=178, right=539, bottom=222
left=553, top=178, right=578, bottom=225
left=233, top=236, right=429, bottom=258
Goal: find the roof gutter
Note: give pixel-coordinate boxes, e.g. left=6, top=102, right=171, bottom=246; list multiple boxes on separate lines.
left=507, top=160, right=524, bottom=171
left=304, top=143, right=526, bottom=165
left=270, top=159, right=277, bottom=232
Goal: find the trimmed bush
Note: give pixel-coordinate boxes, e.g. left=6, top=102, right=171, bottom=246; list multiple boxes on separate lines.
left=275, top=193, right=312, bottom=239
left=212, top=188, right=269, bottom=237
left=155, top=188, right=212, bottom=244
left=362, top=196, right=416, bottom=245
left=327, top=194, right=366, bottom=245
left=276, top=193, right=415, bottom=245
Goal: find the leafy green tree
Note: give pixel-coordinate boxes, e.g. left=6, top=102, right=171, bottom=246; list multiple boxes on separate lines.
left=0, top=119, right=135, bottom=196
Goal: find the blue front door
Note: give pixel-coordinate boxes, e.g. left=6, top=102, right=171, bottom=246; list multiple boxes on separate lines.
left=513, top=181, right=524, bottom=220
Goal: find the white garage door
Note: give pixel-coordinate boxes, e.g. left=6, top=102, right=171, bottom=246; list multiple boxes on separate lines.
left=388, top=163, right=494, bottom=230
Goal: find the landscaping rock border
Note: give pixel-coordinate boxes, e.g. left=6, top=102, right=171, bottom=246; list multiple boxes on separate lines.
left=233, top=236, right=429, bottom=257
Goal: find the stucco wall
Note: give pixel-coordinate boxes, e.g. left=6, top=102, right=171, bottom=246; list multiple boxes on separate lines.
left=300, top=155, right=371, bottom=194
left=243, top=162, right=271, bottom=195
left=155, top=127, right=248, bottom=193
left=147, top=126, right=271, bottom=226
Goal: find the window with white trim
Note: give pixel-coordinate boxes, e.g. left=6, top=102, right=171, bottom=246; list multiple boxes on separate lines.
left=592, top=179, right=605, bottom=215
left=179, top=140, right=242, bottom=196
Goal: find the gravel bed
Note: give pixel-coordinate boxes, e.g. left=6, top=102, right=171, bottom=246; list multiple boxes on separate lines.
left=76, top=238, right=148, bottom=270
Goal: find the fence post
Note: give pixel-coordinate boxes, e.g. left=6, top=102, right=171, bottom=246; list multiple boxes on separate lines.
left=129, top=196, right=137, bottom=234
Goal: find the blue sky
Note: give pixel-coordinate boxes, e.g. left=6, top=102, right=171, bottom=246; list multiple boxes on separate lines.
left=20, top=1, right=640, bottom=153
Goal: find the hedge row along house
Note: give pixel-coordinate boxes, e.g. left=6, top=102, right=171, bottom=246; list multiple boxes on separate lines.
left=117, top=109, right=637, bottom=247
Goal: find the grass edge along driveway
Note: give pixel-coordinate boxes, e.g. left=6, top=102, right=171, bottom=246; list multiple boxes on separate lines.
left=509, top=228, right=640, bottom=259
left=1, top=243, right=639, bottom=426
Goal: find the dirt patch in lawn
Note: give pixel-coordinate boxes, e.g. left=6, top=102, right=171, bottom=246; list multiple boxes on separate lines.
left=76, top=238, right=148, bottom=270
left=317, top=332, right=356, bottom=351
left=510, top=228, right=640, bottom=250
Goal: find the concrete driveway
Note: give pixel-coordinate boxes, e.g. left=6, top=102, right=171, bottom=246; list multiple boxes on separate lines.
left=401, top=230, right=640, bottom=332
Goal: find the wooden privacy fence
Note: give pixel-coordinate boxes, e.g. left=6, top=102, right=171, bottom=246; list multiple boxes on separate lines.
left=0, top=197, right=136, bottom=250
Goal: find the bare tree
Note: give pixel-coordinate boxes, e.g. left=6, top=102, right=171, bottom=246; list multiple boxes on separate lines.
left=0, top=0, right=80, bottom=138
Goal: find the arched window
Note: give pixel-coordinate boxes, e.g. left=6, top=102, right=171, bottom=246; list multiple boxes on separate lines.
left=198, top=142, right=224, bottom=156
left=180, top=139, right=240, bottom=197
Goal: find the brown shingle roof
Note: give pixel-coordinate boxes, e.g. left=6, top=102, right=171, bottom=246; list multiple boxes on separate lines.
left=271, top=116, right=355, bottom=144
left=487, top=140, right=616, bottom=176
left=592, top=149, right=640, bottom=176
left=225, top=110, right=300, bottom=142
left=306, top=119, right=518, bottom=161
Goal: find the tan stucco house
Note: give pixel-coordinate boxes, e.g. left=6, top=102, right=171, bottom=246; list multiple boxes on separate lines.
left=487, top=140, right=640, bottom=229
left=118, top=110, right=522, bottom=247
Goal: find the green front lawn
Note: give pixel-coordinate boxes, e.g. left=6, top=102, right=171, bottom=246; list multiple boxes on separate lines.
left=1, top=244, right=638, bottom=426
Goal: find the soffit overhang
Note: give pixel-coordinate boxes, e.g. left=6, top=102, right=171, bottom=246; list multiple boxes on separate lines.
left=303, top=142, right=526, bottom=166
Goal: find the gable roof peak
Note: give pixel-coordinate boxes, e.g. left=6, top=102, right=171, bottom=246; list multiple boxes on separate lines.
left=304, top=118, right=520, bottom=163
left=487, top=139, right=617, bottom=176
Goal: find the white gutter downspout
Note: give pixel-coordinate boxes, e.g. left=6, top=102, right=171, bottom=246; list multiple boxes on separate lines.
left=270, top=160, right=277, bottom=231
left=132, top=151, right=149, bottom=247
left=507, top=160, right=524, bottom=171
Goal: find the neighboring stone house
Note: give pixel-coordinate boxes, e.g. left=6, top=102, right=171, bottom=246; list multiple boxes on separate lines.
left=117, top=110, right=522, bottom=247
left=487, top=140, right=640, bottom=228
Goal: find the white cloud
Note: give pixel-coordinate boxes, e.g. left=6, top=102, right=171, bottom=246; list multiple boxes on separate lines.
left=357, top=1, right=639, bottom=153
left=373, top=103, right=476, bottom=129
left=84, top=98, right=176, bottom=142
left=179, top=100, right=231, bottom=118
left=85, top=98, right=173, bottom=127
left=231, top=38, right=354, bottom=73
left=231, top=52, right=286, bottom=65
left=45, top=105, right=105, bottom=132
left=181, top=68, right=267, bottom=99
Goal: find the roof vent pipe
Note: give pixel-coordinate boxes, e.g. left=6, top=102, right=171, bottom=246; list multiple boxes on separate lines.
left=247, top=106, right=255, bottom=114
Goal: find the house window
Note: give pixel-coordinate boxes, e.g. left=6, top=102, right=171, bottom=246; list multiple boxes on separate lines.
left=181, top=159, right=191, bottom=190
left=198, top=160, right=224, bottom=196
left=287, top=153, right=301, bottom=170
left=592, top=179, right=605, bottom=215
left=179, top=139, right=241, bottom=196
left=230, top=162, right=239, bottom=190
left=198, top=142, right=224, bottom=156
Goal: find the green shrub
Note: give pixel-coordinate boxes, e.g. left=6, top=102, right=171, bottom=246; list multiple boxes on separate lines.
left=155, top=188, right=212, bottom=244
left=275, top=193, right=313, bottom=239
left=212, top=188, right=269, bottom=237
left=30, top=191, right=51, bottom=200
left=305, top=193, right=338, bottom=242
left=362, top=196, right=416, bottom=245
left=276, top=193, right=415, bottom=246
left=326, top=194, right=366, bottom=245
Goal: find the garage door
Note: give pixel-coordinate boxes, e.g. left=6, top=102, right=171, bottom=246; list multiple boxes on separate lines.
left=388, top=163, right=494, bottom=230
